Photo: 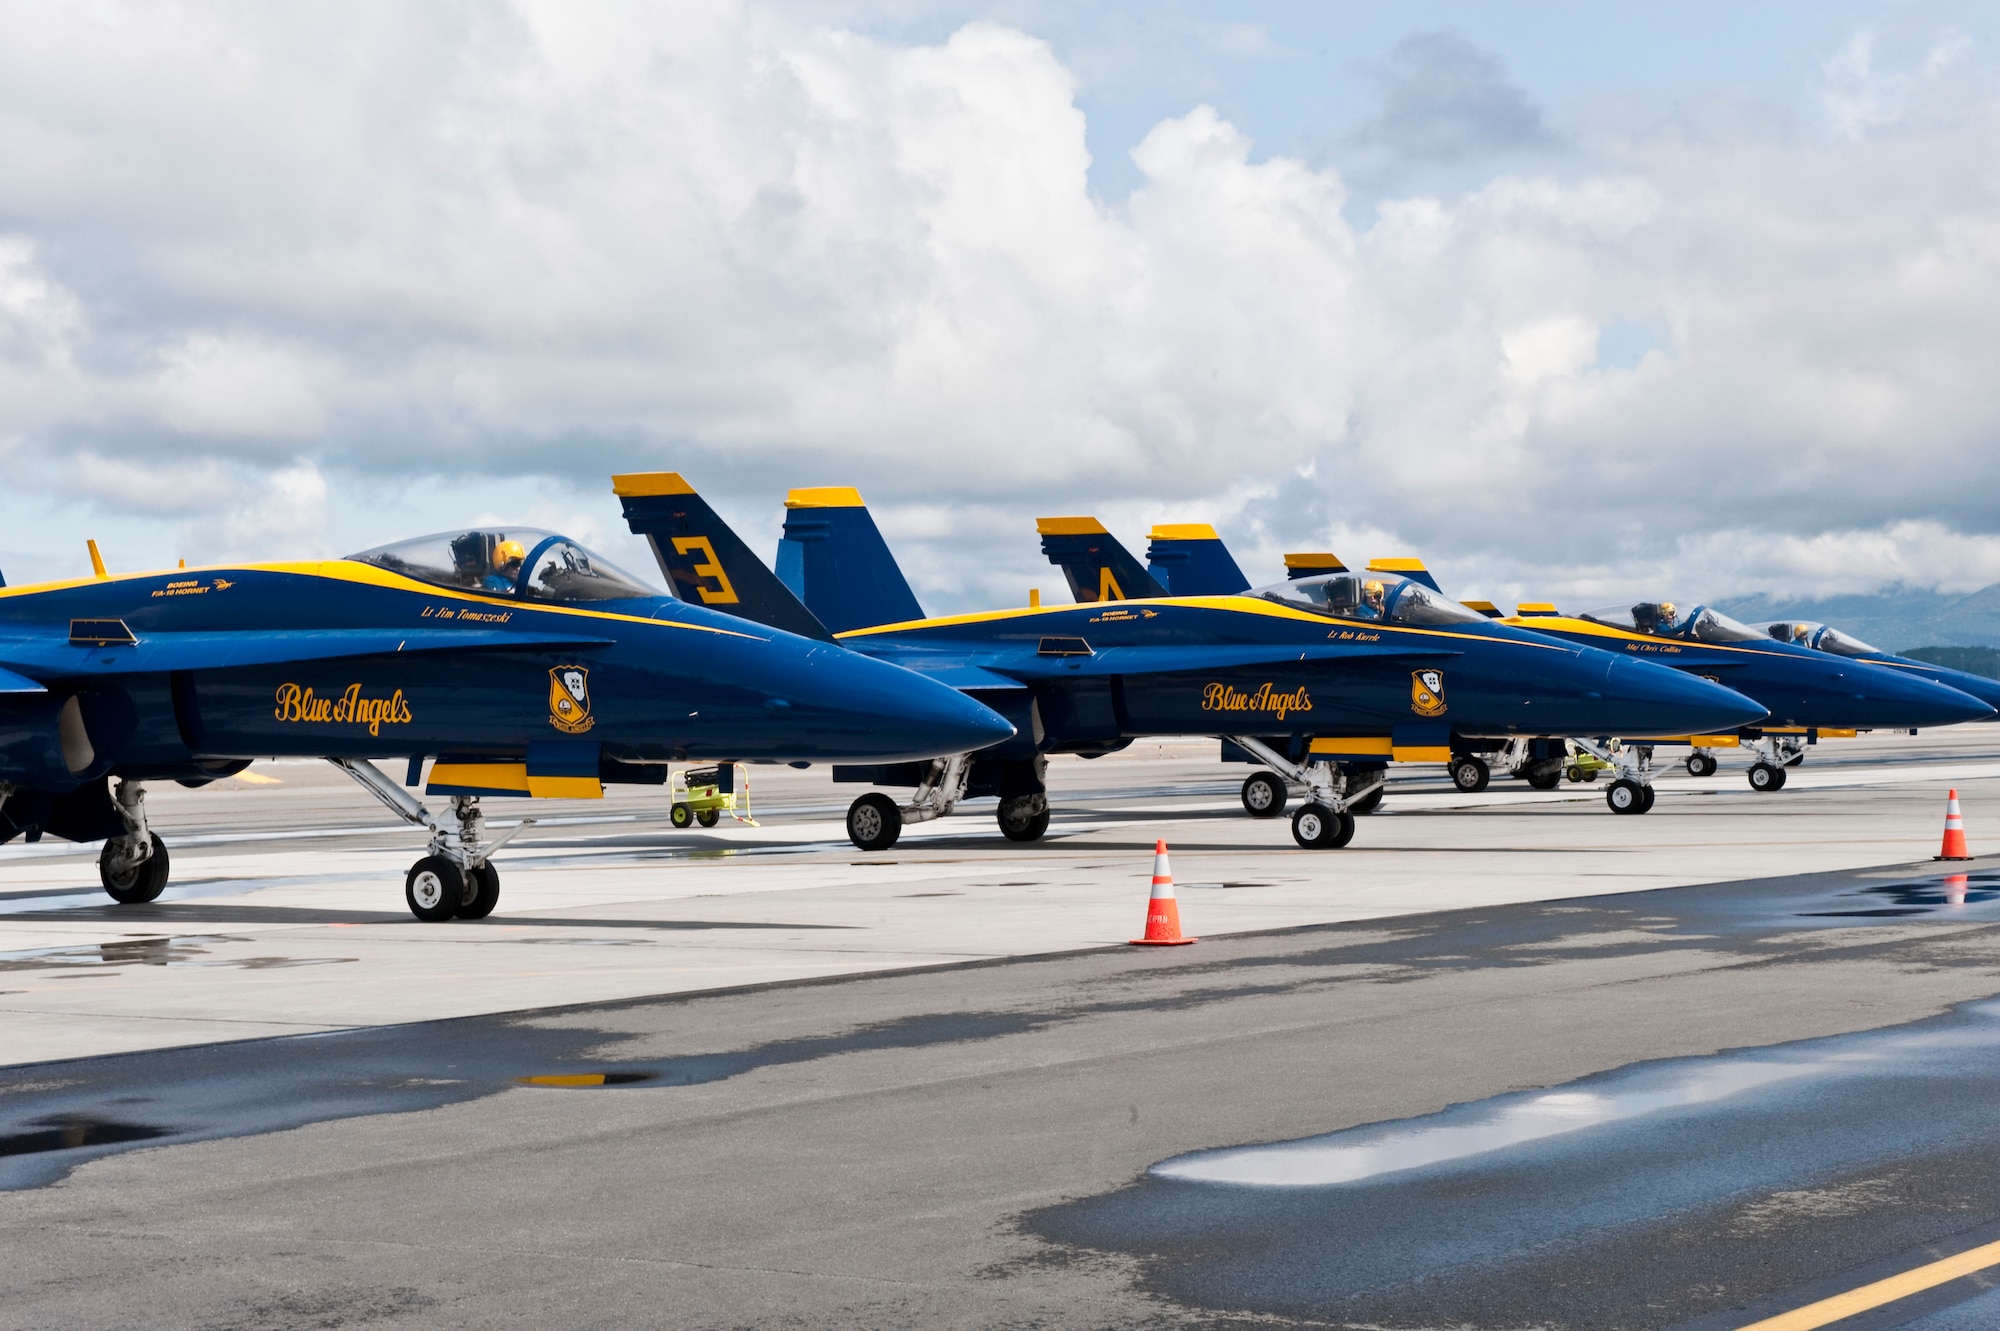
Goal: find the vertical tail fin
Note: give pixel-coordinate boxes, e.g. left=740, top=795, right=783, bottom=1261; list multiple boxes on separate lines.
left=1036, top=518, right=1166, bottom=603
left=777, top=487, right=926, bottom=633
left=611, top=472, right=833, bottom=641
left=1144, top=524, right=1249, bottom=595
left=1284, top=552, right=1347, bottom=580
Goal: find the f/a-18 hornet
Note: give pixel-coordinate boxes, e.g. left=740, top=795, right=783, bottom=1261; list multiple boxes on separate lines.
left=618, top=477, right=1768, bottom=851
left=0, top=491, right=1013, bottom=920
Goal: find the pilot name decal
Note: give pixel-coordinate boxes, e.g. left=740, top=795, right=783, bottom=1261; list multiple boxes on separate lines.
left=549, top=665, right=595, bottom=734
left=421, top=605, right=514, bottom=624
left=1410, top=670, right=1447, bottom=718
left=150, top=577, right=233, bottom=600
left=273, top=683, right=413, bottom=737
left=1202, top=682, right=1313, bottom=720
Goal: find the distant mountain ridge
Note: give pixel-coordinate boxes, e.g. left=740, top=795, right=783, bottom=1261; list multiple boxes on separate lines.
left=1714, top=584, right=2000, bottom=652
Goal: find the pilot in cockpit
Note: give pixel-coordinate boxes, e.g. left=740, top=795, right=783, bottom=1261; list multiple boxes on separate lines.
left=487, top=539, right=527, bottom=593
left=1355, top=580, right=1387, bottom=621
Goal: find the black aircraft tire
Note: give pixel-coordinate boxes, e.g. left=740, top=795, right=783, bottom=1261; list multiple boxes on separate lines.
left=1748, top=762, right=1787, bottom=792
left=458, top=863, right=501, bottom=920
left=1327, top=810, right=1357, bottom=848
left=1291, top=803, right=1334, bottom=848
left=697, top=808, right=720, bottom=827
left=1526, top=768, right=1562, bottom=791
left=997, top=797, right=1051, bottom=843
left=1240, top=772, right=1287, bottom=819
left=1348, top=785, right=1385, bottom=815
left=405, top=856, right=463, bottom=922
left=670, top=803, right=693, bottom=828
left=100, top=834, right=169, bottom=904
left=847, top=794, right=903, bottom=852
left=1450, top=757, right=1491, bottom=793
left=1606, top=779, right=1645, bottom=815
left=1686, top=753, right=1718, bottom=778
left=1784, top=753, right=1805, bottom=768
left=1639, top=784, right=1657, bottom=813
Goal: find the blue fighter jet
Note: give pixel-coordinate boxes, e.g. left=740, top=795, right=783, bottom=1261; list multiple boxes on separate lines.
left=0, top=492, right=1012, bottom=919
left=1025, top=524, right=1998, bottom=811
left=618, top=478, right=1767, bottom=851
left=1752, top=619, right=2000, bottom=727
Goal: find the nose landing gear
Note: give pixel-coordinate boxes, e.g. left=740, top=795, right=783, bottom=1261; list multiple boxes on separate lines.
left=99, top=778, right=170, bottom=903
left=333, top=759, right=533, bottom=921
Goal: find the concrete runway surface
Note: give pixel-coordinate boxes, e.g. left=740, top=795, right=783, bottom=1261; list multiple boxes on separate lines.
left=6, top=731, right=2000, bottom=1327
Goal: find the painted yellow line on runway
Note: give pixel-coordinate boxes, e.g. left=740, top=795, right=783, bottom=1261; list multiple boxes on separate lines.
left=1736, top=1236, right=2000, bottom=1329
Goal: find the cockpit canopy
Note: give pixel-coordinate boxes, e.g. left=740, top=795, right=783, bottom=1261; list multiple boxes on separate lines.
left=1581, top=600, right=1767, bottom=644
left=347, top=529, right=659, bottom=603
left=1254, top=570, right=1491, bottom=627
left=1758, top=620, right=1883, bottom=658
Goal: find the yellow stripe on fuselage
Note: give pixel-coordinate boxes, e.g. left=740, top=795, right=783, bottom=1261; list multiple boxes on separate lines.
left=840, top=596, right=1571, bottom=650
left=0, top=560, right=758, bottom=639
left=1498, top=614, right=1791, bottom=659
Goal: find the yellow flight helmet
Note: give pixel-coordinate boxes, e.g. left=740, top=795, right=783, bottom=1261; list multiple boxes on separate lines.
left=494, top=538, right=527, bottom=572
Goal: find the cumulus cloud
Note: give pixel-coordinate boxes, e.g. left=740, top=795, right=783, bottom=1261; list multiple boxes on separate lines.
left=0, top=3, right=1997, bottom=610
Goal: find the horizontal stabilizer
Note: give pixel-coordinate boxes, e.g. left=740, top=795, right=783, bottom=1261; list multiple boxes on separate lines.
left=1284, top=552, right=1347, bottom=579
left=779, top=487, right=926, bottom=633
left=0, top=628, right=616, bottom=680
left=1145, top=524, right=1250, bottom=596
left=0, top=664, right=45, bottom=693
left=612, top=472, right=833, bottom=642
left=1366, top=557, right=1441, bottom=593
left=1037, top=517, right=1166, bottom=603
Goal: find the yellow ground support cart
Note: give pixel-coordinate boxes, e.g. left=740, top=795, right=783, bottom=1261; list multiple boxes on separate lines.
left=669, top=764, right=758, bottom=828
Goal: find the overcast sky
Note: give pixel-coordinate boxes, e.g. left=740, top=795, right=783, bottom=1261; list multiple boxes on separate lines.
left=2, top=1, right=1998, bottom=612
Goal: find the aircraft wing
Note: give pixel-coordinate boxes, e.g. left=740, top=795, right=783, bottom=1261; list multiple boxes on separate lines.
left=973, top=642, right=1464, bottom=682
left=0, top=664, right=45, bottom=693
left=0, top=628, right=616, bottom=681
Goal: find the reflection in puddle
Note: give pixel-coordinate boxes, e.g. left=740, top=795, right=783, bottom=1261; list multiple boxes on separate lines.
left=1801, top=870, right=2000, bottom=918
left=0, top=937, right=351, bottom=972
left=0, top=1116, right=171, bottom=1158
left=1151, top=1005, right=1998, bottom=1189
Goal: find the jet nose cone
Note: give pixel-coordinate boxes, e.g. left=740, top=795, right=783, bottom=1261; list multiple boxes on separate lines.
left=807, top=649, right=1016, bottom=759
left=1850, top=666, right=1997, bottom=728
left=895, top=679, right=1019, bottom=755
left=1605, top=657, right=1768, bottom=736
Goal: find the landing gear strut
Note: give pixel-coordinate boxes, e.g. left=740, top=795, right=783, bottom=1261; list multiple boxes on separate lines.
left=1744, top=735, right=1802, bottom=791
left=844, top=752, right=986, bottom=851
left=99, top=778, right=170, bottom=903
left=1225, top=737, right=1381, bottom=849
left=332, top=759, right=533, bottom=922
left=1571, top=739, right=1658, bottom=815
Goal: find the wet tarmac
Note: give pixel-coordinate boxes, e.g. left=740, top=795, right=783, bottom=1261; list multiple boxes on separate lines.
left=8, top=737, right=2000, bottom=1326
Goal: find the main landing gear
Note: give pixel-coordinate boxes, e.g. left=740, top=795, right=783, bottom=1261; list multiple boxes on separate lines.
left=1744, top=735, right=1804, bottom=792
left=1570, top=739, right=1659, bottom=816
left=1687, top=737, right=1799, bottom=790
left=99, top=778, right=170, bottom=903
left=1225, top=737, right=1382, bottom=850
left=845, top=753, right=1045, bottom=851
left=332, top=758, right=533, bottom=922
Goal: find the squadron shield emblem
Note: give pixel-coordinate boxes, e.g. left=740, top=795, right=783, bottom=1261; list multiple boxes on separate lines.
left=548, top=665, right=595, bottom=734
left=1410, top=669, right=1447, bottom=718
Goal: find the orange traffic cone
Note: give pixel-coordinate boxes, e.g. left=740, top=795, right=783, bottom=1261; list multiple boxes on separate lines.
left=1130, top=839, right=1196, bottom=946
left=1938, top=789, right=1973, bottom=861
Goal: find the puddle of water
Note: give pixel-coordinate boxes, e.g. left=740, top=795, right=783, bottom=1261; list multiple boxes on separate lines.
left=1149, top=1004, right=1989, bottom=1191
left=0, top=1116, right=172, bottom=1158
left=1154, top=1058, right=1838, bottom=1187
left=1800, top=871, right=2000, bottom=917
